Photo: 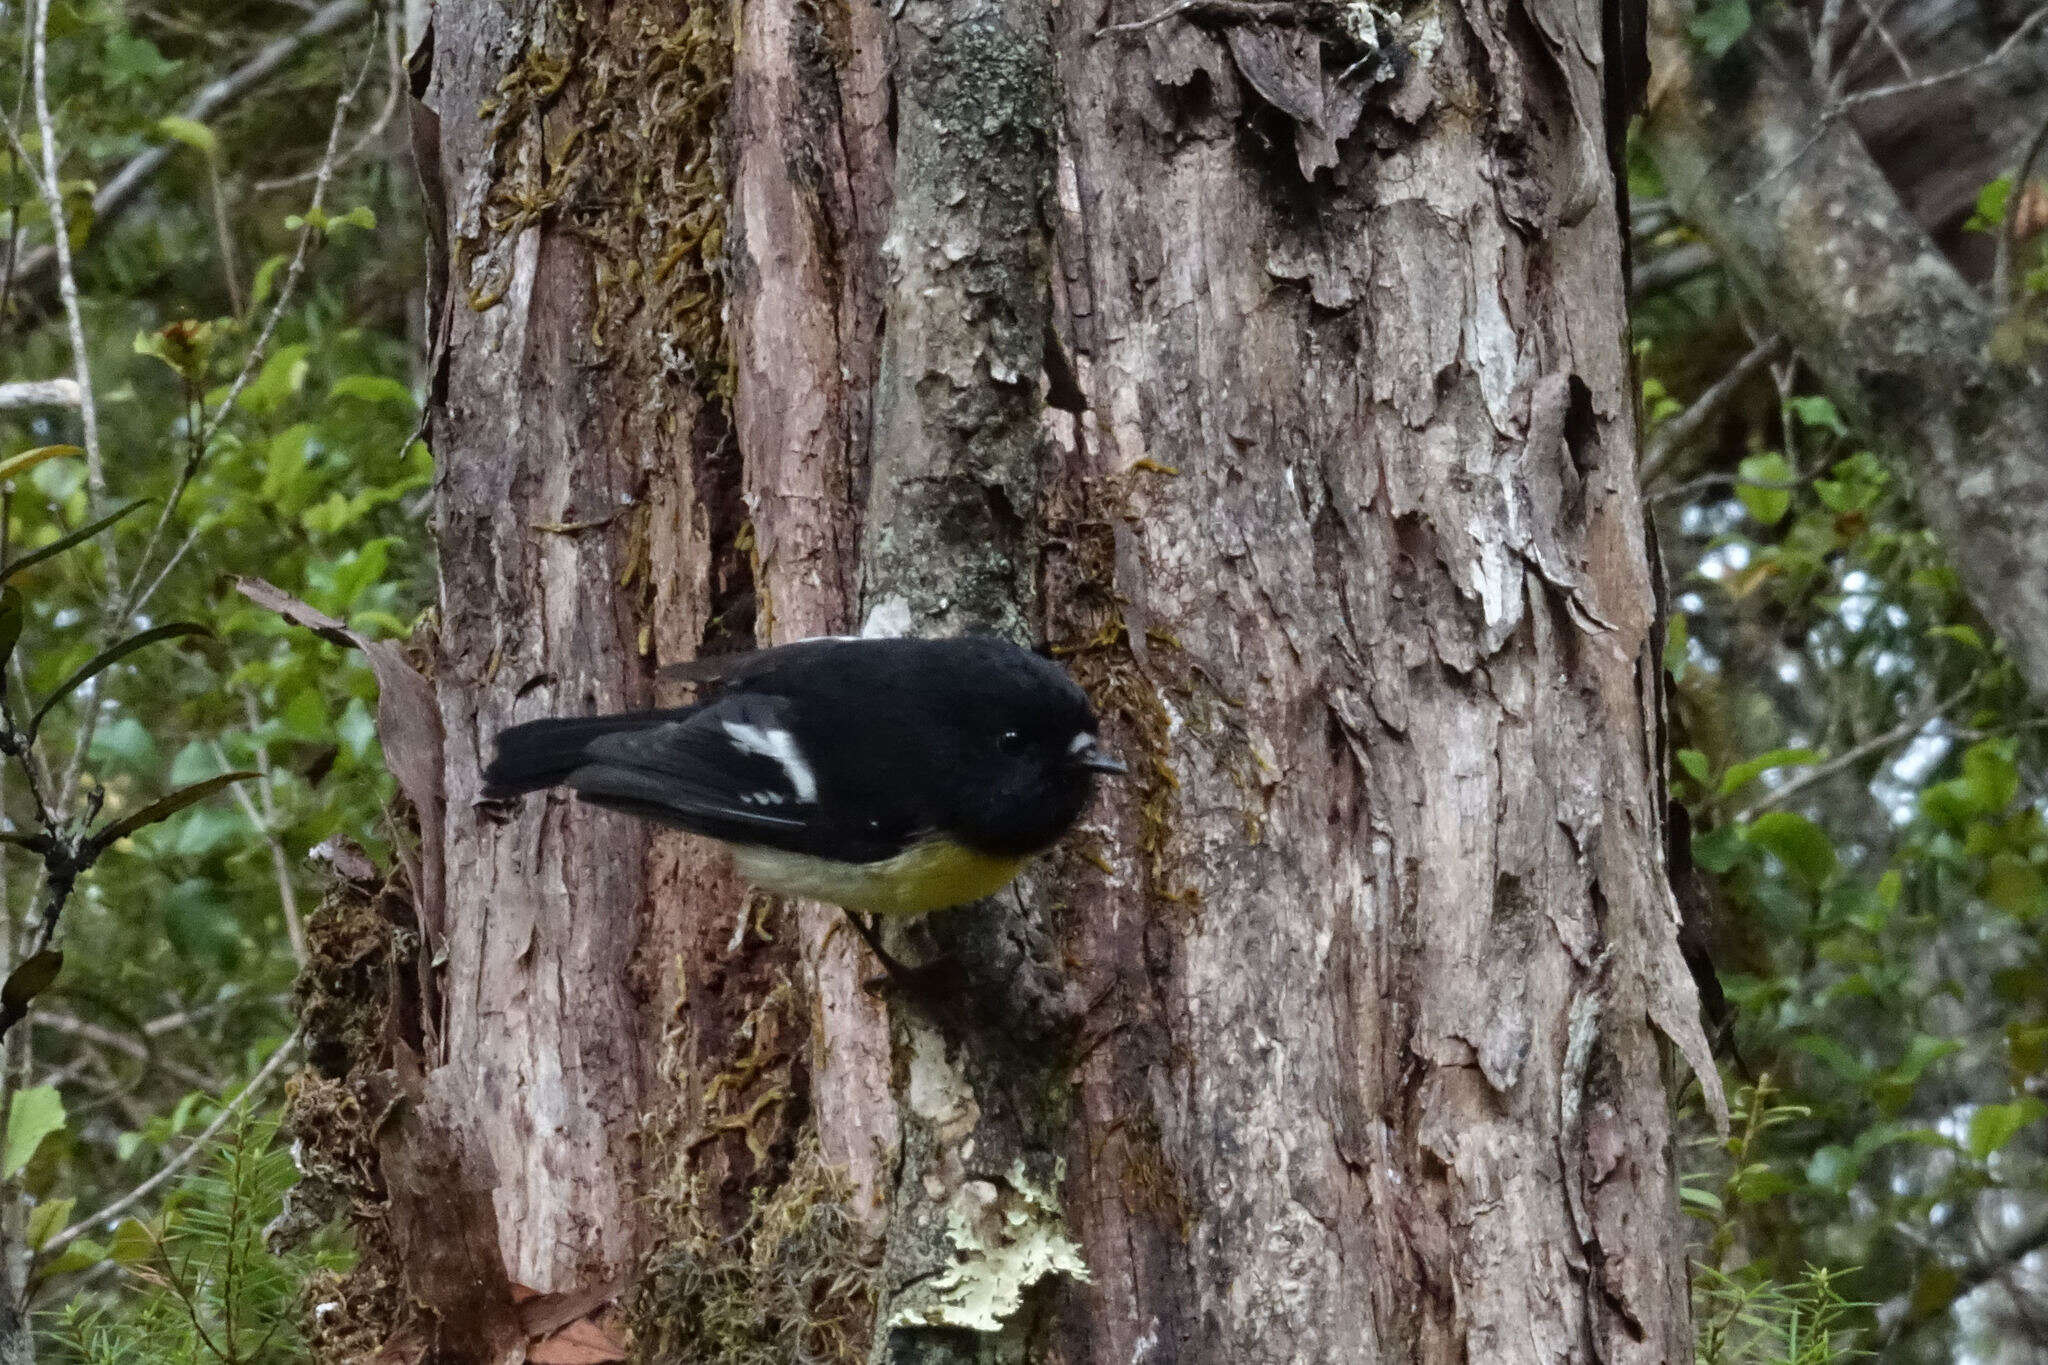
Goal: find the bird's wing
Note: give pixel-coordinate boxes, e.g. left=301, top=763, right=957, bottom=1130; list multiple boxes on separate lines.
left=653, top=637, right=862, bottom=694
left=567, top=693, right=901, bottom=862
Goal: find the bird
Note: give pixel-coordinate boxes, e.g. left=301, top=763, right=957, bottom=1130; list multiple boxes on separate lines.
left=480, top=634, right=1125, bottom=967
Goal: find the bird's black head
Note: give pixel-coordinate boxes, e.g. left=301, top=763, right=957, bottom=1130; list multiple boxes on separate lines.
left=932, top=640, right=1124, bottom=858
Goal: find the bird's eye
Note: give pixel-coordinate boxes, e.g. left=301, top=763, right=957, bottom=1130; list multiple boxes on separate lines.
left=998, top=730, right=1028, bottom=755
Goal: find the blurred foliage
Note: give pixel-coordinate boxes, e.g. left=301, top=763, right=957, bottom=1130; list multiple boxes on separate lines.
left=0, top=0, right=425, bottom=1347
left=1636, top=109, right=2048, bottom=1358
left=0, top=0, right=2042, bottom=1357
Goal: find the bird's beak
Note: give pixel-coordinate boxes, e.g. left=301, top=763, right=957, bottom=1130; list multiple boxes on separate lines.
left=1073, top=738, right=1127, bottom=775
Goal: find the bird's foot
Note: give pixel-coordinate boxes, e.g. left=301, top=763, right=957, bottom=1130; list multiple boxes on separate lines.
left=842, top=911, right=965, bottom=999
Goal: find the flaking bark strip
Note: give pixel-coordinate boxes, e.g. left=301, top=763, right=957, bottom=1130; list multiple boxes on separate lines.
left=860, top=0, right=1089, bottom=1351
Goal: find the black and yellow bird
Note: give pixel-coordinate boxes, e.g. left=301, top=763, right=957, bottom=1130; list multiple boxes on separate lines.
left=481, top=635, right=1124, bottom=961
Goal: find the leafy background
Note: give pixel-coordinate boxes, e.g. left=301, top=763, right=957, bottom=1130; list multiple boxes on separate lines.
left=1, top=0, right=2046, bottom=1361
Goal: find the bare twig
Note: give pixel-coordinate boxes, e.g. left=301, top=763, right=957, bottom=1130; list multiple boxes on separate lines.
left=142, top=993, right=293, bottom=1038
left=1630, top=240, right=1717, bottom=300
left=1811, top=0, right=1846, bottom=89
left=27, top=0, right=105, bottom=494
left=1835, top=0, right=1916, bottom=90
left=199, top=19, right=380, bottom=449
left=29, top=1013, right=220, bottom=1093
left=214, top=734, right=305, bottom=964
left=0, top=379, right=81, bottom=410
left=1839, top=4, right=2048, bottom=109
left=206, top=159, right=245, bottom=317
left=1735, top=682, right=1971, bottom=820
left=45, top=1029, right=299, bottom=1255
left=1871, top=1214, right=2048, bottom=1351
left=1640, top=334, right=1787, bottom=488
left=251, top=14, right=405, bottom=194
left=5, top=0, right=373, bottom=318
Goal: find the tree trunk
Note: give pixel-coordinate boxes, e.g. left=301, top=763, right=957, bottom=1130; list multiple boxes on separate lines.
left=355, top=0, right=1721, bottom=1356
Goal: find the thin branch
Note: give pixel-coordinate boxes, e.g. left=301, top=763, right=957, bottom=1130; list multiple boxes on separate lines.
left=45, top=1029, right=299, bottom=1255
left=26, top=0, right=105, bottom=494
left=1871, top=1214, right=2048, bottom=1351
left=0, top=379, right=81, bottom=410
left=1811, top=0, right=1845, bottom=89
left=141, top=993, right=292, bottom=1038
left=199, top=19, right=379, bottom=449
left=1838, top=4, right=2048, bottom=109
left=213, top=737, right=304, bottom=964
left=1835, top=0, right=1915, bottom=90
left=1735, top=683, right=1971, bottom=821
left=1640, top=333, right=1786, bottom=489
left=251, top=14, right=404, bottom=194
left=1630, top=239, right=1717, bottom=300
left=4, top=0, right=373, bottom=317
left=29, top=1012, right=219, bottom=1093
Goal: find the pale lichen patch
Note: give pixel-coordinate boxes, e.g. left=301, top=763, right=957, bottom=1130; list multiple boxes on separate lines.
left=886, top=1160, right=1091, bottom=1332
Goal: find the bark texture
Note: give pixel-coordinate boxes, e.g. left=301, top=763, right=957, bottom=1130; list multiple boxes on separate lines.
left=389, top=0, right=1720, bottom=1356
left=1640, top=3, right=2048, bottom=700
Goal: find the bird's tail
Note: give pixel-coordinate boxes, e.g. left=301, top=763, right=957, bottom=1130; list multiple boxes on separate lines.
left=481, top=709, right=693, bottom=798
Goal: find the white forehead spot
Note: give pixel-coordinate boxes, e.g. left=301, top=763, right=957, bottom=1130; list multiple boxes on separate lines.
left=723, top=721, right=819, bottom=803
left=1067, top=731, right=1097, bottom=755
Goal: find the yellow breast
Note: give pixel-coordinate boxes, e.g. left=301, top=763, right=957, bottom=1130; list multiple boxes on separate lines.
left=730, top=839, right=1028, bottom=917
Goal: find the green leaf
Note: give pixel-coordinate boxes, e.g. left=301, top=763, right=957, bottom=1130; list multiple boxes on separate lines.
left=1678, top=1183, right=1723, bottom=1212
left=5, top=1086, right=65, bottom=1177
left=1786, top=395, right=1848, bottom=435
left=153, top=115, right=217, bottom=159
left=89, top=771, right=259, bottom=853
left=168, top=740, right=225, bottom=787
left=88, top=716, right=159, bottom=772
left=1, top=951, right=63, bottom=1018
left=1928, top=623, right=1986, bottom=652
left=1961, top=740, right=2020, bottom=814
left=1982, top=851, right=2048, bottom=919
left=1688, top=0, right=1752, bottom=57
left=329, top=374, right=416, bottom=410
left=162, top=879, right=241, bottom=969
left=134, top=320, right=218, bottom=383
left=236, top=343, right=310, bottom=415
left=1967, top=175, right=2013, bottom=232
left=25, top=1197, right=74, bottom=1252
left=1894, top=1033, right=1962, bottom=1085
left=103, top=31, right=176, bottom=87
left=27, top=622, right=213, bottom=743
left=249, top=252, right=290, bottom=309
left=1677, top=748, right=1711, bottom=785
left=0, top=445, right=82, bottom=484
left=1747, top=811, right=1837, bottom=888
left=1792, top=1032, right=1869, bottom=1081
left=0, top=499, right=152, bottom=585
left=1717, top=747, right=1823, bottom=799
left=1663, top=611, right=1690, bottom=681
left=36, top=1236, right=104, bottom=1280
left=1805, top=1144, right=1856, bottom=1194
left=1693, top=822, right=1746, bottom=874
left=1967, top=1097, right=2046, bottom=1159
left=1736, top=451, right=1795, bottom=525
left=107, top=1218, right=154, bottom=1266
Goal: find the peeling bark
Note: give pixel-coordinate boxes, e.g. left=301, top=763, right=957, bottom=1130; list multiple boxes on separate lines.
left=1641, top=3, right=2048, bottom=700
left=395, top=0, right=1715, bottom=1355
